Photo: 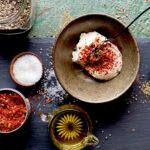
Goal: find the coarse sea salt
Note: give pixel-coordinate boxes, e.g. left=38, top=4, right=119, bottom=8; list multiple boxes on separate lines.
left=12, top=54, right=43, bottom=86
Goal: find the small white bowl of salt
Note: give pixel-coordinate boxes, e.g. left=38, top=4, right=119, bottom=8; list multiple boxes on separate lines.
left=10, top=52, right=43, bottom=87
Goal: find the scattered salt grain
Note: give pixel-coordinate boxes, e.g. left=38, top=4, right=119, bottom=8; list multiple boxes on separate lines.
left=13, top=54, right=43, bottom=86
left=101, top=130, right=104, bottom=133
left=131, top=128, right=136, bottom=132
left=95, top=120, right=98, bottom=123
left=127, top=110, right=130, bottom=114
left=95, top=145, right=101, bottom=149
left=40, top=113, right=47, bottom=122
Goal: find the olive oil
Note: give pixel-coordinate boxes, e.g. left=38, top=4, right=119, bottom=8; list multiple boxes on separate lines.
left=47, top=105, right=99, bottom=150
left=52, top=110, right=88, bottom=145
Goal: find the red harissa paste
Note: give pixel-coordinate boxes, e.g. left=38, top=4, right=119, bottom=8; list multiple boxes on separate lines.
left=0, top=92, right=26, bottom=132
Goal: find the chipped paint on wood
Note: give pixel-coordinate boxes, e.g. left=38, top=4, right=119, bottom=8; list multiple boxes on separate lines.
left=29, top=0, right=150, bottom=38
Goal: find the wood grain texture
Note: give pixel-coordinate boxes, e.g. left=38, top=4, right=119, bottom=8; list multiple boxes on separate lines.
left=0, top=37, right=149, bottom=150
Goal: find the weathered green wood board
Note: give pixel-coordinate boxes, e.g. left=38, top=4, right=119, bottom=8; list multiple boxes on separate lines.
left=30, top=0, right=150, bottom=38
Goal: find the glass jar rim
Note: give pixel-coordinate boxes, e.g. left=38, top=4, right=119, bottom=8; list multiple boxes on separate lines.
left=0, top=0, right=27, bottom=24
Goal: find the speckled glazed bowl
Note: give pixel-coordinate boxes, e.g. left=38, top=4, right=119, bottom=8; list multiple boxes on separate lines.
left=53, top=14, right=140, bottom=103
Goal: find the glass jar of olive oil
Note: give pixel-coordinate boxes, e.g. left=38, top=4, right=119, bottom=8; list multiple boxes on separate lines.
left=40, top=105, right=99, bottom=150
left=0, top=0, right=35, bottom=35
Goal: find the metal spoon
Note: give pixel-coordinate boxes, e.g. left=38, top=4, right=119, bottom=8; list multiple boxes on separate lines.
left=86, top=7, right=150, bottom=64
left=99, top=6, right=150, bottom=49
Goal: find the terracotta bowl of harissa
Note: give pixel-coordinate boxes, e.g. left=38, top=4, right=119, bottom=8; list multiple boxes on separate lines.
left=53, top=14, right=140, bottom=103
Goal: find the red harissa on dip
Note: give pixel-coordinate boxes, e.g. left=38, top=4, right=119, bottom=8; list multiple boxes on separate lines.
left=72, top=31, right=122, bottom=80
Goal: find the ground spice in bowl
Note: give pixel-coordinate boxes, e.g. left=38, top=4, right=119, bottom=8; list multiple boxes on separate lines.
left=0, top=89, right=28, bottom=133
left=0, top=0, right=34, bottom=34
left=10, top=52, right=43, bottom=87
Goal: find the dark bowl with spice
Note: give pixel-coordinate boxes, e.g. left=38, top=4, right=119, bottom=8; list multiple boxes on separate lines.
left=10, top=52, right=44, bottom=87
left=53, top=14, right=140, bottom=103
left=0, top=88, right=30, bottom=133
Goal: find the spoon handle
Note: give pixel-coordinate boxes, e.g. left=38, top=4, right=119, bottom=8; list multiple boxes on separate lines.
left=113, top=6, right=150, bottom=39
left=86, top=7, right=150, bottom=65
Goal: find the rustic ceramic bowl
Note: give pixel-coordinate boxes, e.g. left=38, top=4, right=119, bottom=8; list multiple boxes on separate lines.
left=10, top=52, right=44, bottom=87
left=0, top=88, right=30, bottom=133
left=53, top=14, right=140, bottom=103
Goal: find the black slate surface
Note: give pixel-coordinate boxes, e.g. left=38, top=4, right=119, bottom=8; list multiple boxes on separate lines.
left=0, top=37, right=149, bottom=150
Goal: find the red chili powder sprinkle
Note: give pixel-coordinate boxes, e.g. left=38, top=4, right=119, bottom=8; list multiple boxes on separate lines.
left=79, top=41, right=118, bottom=75
left=45, top=96, right=53, bottom=103
left=0, top=92, right=26, bottom=132
left=79, top=37, right=100, bottom=64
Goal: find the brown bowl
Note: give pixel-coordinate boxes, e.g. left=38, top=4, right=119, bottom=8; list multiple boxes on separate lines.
left=10, top=52, right=44, bottom=87
left=53, top=14, right=140, bottom=103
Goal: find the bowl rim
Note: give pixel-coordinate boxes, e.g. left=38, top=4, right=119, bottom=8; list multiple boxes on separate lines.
left=0, top=88, right=30, bottom=133
left=52, top=13, right=140, bottom=103
left=9, top=51, right=44, bottom=87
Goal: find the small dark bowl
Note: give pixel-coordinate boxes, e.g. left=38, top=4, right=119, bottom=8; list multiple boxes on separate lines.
left=10, top=52, right=44, bottom=87
left=53, top=14, right=140, bottom=103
